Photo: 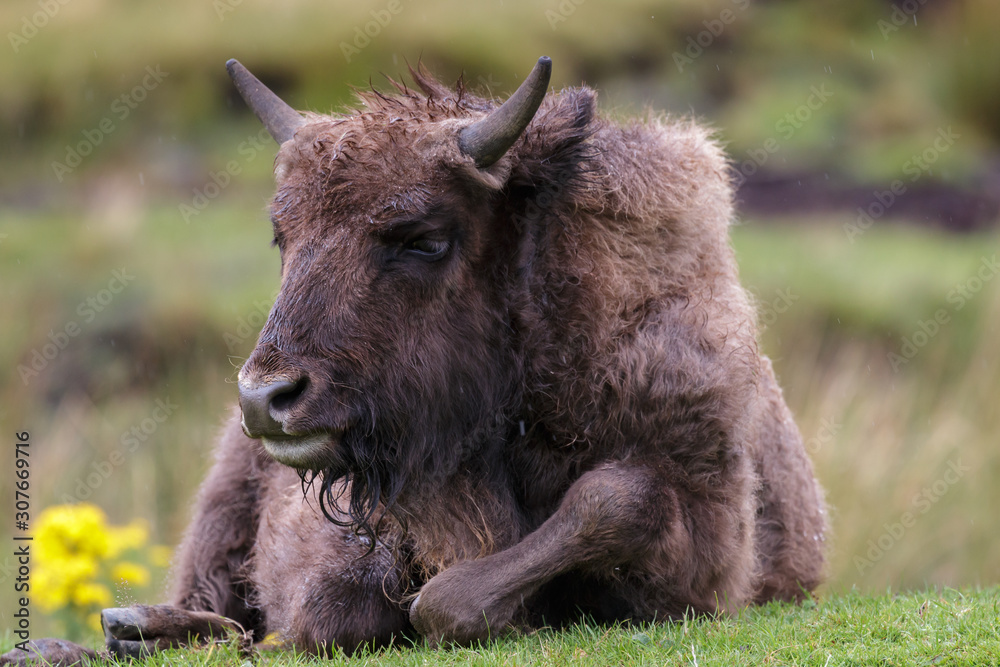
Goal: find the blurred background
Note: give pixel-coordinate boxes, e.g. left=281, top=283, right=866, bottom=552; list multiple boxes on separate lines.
left=2, top=0, right=998, bottom=643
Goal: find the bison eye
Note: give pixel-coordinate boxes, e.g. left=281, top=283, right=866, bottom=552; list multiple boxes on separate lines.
left=404, top=237, right=449, bottom=261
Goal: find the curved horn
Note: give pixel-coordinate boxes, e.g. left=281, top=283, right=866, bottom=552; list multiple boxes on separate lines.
left=459, top=56, right=552, bottom=168
left=226, top=59, right=304, bottom=145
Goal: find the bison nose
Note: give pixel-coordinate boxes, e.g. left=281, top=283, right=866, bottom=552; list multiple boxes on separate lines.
left=238, top=377, right=307, bottom=439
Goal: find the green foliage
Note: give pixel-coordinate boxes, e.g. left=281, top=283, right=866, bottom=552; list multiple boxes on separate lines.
left=732, top=221, right=998, bottom=339
left=2, top=0, right=996, bottom=185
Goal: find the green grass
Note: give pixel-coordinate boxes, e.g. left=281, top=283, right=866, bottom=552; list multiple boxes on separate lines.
left=3, top=588, right=999, bottom=665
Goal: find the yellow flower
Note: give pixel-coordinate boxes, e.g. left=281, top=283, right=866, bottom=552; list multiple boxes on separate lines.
left=258, top=632, right=285, bottom=649
left=72, top=582, right=112, bottom=608
left=149, top=545, right=173, bottom=569
left=34, top=503, right=112, bottom=562
left=62, top=555, right=100, bottom=585
left=87, top=612, right=103, bottom=634
left=32, top=502, right=162, bottom=640
left=111, top=562, right=151, bottom=588
left=33, top=554, right=99, bottom=612
left=33, top=568, right=70, bottom=612
left=106, top=519, right=149, bottom=558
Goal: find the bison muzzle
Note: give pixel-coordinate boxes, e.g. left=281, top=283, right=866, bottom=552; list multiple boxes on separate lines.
left=2, top=56, right=827, bottom=665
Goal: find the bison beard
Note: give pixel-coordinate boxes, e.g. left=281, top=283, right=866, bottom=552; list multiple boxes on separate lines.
left=305, top=370, right=518, bottom=556
left=0, top=57, right=828, bottom=666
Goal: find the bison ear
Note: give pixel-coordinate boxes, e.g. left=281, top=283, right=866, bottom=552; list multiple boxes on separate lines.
left=509, top=86, right=597, bottom=187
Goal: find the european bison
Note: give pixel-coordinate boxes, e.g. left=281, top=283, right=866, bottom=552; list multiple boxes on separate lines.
left=4, top=56, right=826, bottom=664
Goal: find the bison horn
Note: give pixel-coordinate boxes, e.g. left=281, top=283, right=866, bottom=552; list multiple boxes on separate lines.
left=459, top=56, right=552, bottom=168
left=226, top=59, right=304, bottom=145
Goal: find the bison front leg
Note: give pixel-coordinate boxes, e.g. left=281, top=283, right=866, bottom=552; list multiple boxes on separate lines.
left=411, top=462, right=722, bottom=645
left=1, top=609, right=237, bottom=665
left=101, top=605, right=244, bottom=659
left=0, top=639, right=96, bottom=666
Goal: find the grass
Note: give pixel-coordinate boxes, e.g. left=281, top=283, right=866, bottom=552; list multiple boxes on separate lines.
left=3, top=588, right=999, bottom=665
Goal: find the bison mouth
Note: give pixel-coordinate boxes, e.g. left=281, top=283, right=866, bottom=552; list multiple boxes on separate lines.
left=261, top=430, right=345, bottom=471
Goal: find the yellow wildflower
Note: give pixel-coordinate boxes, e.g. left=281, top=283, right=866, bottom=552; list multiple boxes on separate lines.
left=35, top=503, right=112, bottom=562
left=31, top=503, right=160, bottom=640
left=106, top=519, right=149, bottom=558
left=33, top=568, right=70, bottom=612
left=149, top=545, right=173, bottom=569
left=71, top=582, right=112, bottom=608
left=87, top=612, right=103, bottom=634
left=112, top=562, right=151, bottom=587
left=258, top=632, right=285, bottom=649
left=33, top=555, right=99, bottom=612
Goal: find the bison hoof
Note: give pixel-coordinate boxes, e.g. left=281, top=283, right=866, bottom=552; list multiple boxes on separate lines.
left=101, top=607, right=146, bottom=640
left=409, top=565, right=517, bottom=646
left=0, top=639, right=97, bottom=666
left=102, top=607, right=173, bottom=658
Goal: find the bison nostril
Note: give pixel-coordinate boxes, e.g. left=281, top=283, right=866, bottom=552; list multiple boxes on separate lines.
left=238, top=376, right=309, bottom=439
left=270, top=377, right=307, bottom=413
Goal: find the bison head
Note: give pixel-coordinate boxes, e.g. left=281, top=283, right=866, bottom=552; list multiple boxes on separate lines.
left=228, top=57, right=591, bottom=531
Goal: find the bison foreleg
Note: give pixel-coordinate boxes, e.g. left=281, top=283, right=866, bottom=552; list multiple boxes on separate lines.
left=102, top=605, right=245, bottom=659
left=0, top=639, right=97, bottom=666
left=410, top=462, right=676, bottom=645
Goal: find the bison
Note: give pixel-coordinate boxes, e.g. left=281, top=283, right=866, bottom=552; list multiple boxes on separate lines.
left=4, top=56, right=826, bottom=664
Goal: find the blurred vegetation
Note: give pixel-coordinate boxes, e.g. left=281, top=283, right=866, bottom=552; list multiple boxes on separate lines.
left=1, top=0, right=998, bottom=648
left=2, top=0, right=999, bottom=193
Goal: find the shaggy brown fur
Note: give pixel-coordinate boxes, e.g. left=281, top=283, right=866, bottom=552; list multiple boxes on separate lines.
left=0, top=62, right=827, bottom=665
